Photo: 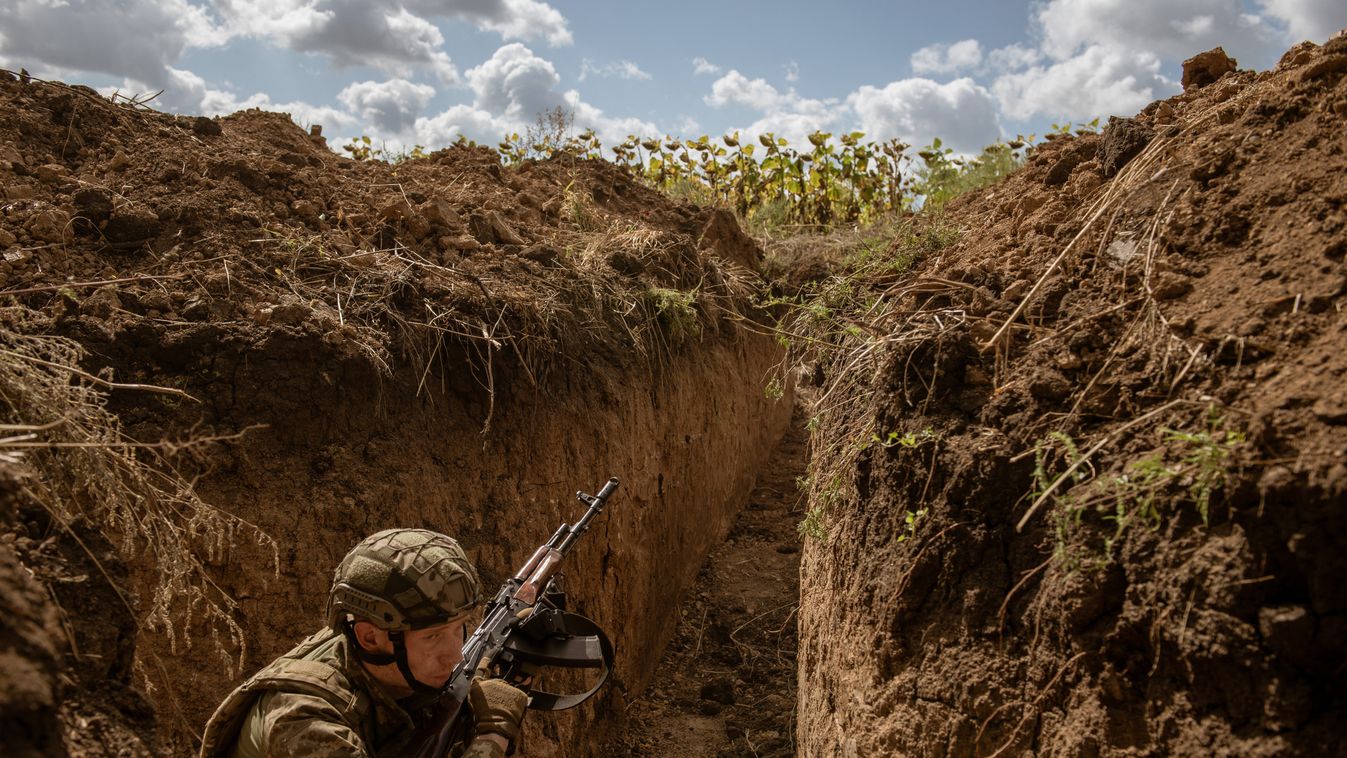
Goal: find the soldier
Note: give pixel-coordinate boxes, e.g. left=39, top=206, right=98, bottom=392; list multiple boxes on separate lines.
left=199, top=529, right=529, bottom=757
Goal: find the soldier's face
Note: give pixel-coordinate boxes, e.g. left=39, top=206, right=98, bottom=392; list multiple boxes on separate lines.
left=402, top=616, right=471, bottom=687
left=353, top=614, right=474, bottom=695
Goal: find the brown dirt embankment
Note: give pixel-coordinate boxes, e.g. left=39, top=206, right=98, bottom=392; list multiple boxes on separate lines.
left=0, top=71, right=791, bottom=755
left=797, top=37, right=1347, bottom=756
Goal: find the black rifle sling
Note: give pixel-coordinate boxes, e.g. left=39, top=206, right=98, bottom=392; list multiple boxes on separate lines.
left=503, top=610, right=615, bottom=711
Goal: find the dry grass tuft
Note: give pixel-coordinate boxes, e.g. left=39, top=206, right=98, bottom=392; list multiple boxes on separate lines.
left=0, top=314, right=276, bottom=671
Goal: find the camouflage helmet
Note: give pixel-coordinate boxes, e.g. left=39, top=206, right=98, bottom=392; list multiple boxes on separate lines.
left=327, top=528, right=481, bottom=632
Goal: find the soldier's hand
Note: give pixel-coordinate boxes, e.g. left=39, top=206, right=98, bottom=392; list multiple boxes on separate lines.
left=469, top=675, right=528, bottom=744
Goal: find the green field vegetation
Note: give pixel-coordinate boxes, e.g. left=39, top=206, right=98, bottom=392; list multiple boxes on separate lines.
left=343, top=108, right=1097, bottom=233
left=495, top=127, right=1032, bottom=230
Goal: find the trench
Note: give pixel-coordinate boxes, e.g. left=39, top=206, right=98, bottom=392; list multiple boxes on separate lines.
left=96, top=319, right=799, bottom=755
left=603, top=401, right=808, bottom=758
left=2, top=301, right=810, bottom=758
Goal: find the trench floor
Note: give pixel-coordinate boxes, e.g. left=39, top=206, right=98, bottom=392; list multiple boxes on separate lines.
left=605, top=400, right=807, bottom=757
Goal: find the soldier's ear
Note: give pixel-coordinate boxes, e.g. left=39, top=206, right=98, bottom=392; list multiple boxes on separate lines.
left=351, top=620, right=389, bottom=653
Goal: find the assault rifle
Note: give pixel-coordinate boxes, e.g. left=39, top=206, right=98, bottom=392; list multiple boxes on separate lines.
left=406, top=477, right=620, bottom=758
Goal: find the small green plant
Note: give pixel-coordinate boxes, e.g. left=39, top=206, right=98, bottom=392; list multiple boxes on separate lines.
left=645, top=287, right=701, bottom=344
left=562, top=181, right=602, bottom=231
left=798, top=505, right=828, bottom=542
left=1031, top=432, right=1090, bottom=567
left=764, top=376, right=784, bottom=400
left=797, top=472, right=846, bottom=542
left=388, top=144, right=428, bottom=162
left=1163, top=411, right=1246, bottom=525
left=341, top=135, right=428, bottom=163
left=873, top=427, right=936, bottom=449
left=1099, top=454, right=1173, bottom=560
left=343, top=134, right=375, bottom=160
left=1031, top=409, right=1246, bottom=570
left=897, top=508, right=928, bottom=543
left=914, top=138, right=1027, bottom=209
left=1050, top=117, right=1102, bottom=137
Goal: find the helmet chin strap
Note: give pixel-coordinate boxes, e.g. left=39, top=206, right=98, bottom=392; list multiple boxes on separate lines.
left=344, top=623, right=442, bottom=695
left=388, top=630, right=442, bottom=695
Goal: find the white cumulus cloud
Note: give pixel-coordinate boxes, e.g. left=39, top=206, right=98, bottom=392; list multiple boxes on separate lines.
left=236, top=0, right=457, bottom=83
left=213, top=0, right=574, bottom=84
left=0, top=0, right=226, bottom=88
left=703, top=67, right=1001, bottom=153
left=415, top=44, right=657, bottom=150
left=1034, top=0, right=1282, bottom=65
left=692, top=57, right=722, bottom=75
left=911, top=39, right=984, bottom=75
left=983, top=0, right=1342, bottom=124
left=705, top=71, right=785, bottom=111
left=988, top=43, right=1043, bottom=71
left=163, top=67, right=356, bottom=131
left=564, top=91, right=660, bottom=145
left=218, top=0, right=571, bottom=48
left=413, top=104, right=510, bottom=146
left=463, top=43, right=564, bottom=120
left=579, top=59, right=652, bottom=82
left=210, top=0, right=329, bottom=39
left=740, top=107, right=844, bottom=150
left=338, top=79, right=437, bottom=133
left=1256, top=0, right=1347, bottom=41
left=413, top=0, right=573, bottom=47
left=992, top=44, right=1175, bottom=122
left=703, top=71, right=843, bottom=147
left=848, top=77, right=1001, bottom=153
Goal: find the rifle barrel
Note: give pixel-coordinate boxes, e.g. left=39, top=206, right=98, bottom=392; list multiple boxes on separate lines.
left=559, top=478, right=618, bottom=554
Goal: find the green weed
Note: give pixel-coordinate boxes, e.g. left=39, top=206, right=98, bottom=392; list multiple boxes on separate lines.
left=1031, top=410, right=1246, bottom=569
left=798, top=506, right=828, bottom=542
left=1162, top=411, right=1246, bottom=526
left=873, top=427, right=937, bottom=449
left=1033, top=432, right=1090, bottom=567
left=913, top=138, right=1025, bottom=209
left=897, top=508, right=928, bottom=543
left=797, top=473, right=846, bottom=543
left=342, top=135, right=428, bottom=163
left=645, top=287, right=701, bottom=344
left=764, top=377, right=785, bottom=400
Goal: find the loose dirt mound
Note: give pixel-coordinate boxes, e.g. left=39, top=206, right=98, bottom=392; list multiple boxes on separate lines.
left=0, top=74, right=759, bottom=380
left=798, top=37, right=1347, bottom=755
left=0, top=72, right=793, bottom=755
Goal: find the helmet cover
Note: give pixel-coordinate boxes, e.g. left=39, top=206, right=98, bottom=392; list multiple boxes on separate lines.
left=327, top=528, right=481, bottom=631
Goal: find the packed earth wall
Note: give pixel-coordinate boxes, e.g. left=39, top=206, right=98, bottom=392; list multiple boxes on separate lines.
left=796, top=37, right=1347, bottom=757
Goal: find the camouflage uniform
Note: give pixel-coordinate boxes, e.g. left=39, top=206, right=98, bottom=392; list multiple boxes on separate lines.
left=200, top=529, right=516, bottom=758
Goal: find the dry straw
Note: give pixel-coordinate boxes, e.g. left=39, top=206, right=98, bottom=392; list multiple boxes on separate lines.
left=0, top=316, right=277, bottom=672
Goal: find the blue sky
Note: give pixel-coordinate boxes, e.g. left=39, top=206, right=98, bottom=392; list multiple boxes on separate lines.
left=1, top=1, right=1344, bottom=156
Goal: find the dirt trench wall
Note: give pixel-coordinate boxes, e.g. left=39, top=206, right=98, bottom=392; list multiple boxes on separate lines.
left=795, top=37, right=1347, bottom=758
left=0, top=478, right=65, bottom=757
left=139, top=322, right=791, bottom=753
